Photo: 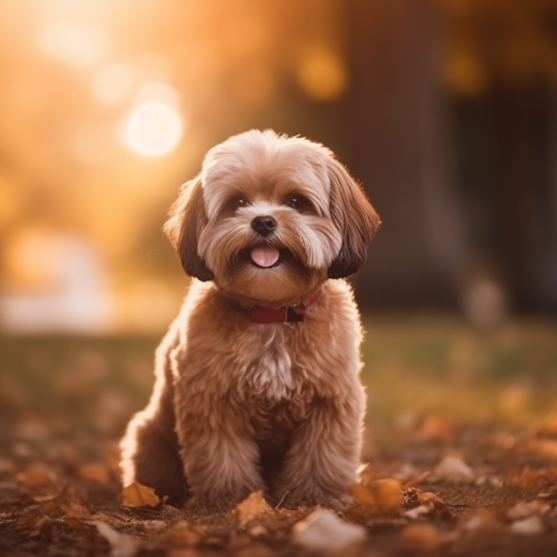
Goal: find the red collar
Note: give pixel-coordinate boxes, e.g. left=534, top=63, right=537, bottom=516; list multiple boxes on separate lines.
left=248, top=292, right=319, bottom=324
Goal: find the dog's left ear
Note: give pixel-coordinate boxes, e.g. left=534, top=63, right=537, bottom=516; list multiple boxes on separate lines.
left=327, top=158, right=381, bottom=279
left=163, top=176, right=215, bottom=281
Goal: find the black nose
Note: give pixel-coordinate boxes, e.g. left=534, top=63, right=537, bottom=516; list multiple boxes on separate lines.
left=251, top=215, right=277, bottom=236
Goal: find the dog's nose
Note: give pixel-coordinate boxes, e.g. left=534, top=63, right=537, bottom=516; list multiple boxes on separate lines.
left=251, top=215, right=277, bottom=236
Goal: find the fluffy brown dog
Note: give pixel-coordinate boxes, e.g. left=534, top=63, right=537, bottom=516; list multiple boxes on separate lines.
left=120, top=130, right=380, bottom=508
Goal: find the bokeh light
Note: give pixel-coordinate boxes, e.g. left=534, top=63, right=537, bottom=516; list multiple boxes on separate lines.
left=92, top=63, right=135, bottom=106
left=38, top=20, right=110, bottom=70
left=125, top=102, right=184, bottom=157
left=295, top=47, right=348, bottom=101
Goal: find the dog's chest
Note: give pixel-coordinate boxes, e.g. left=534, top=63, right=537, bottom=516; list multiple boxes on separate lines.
left=233, top=324, right=302, bottom=401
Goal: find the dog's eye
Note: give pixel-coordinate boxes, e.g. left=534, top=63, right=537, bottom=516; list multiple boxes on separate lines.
left=287, top=195, right=310, bottom=212
left=228, top=197, right=247, bottom=211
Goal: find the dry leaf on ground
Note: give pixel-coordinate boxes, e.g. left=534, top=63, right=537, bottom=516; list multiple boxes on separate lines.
left=507, top=500, right=550, bottom=520
left=510, top=516, right=545, bottom=535
left=293, top=509, right=367, bottom=553
left=402, top=488, right=454, bottom=520
left=458, top=509, right=501, bottom=532
left=94, top=521, right=139, bottom=557
left=351, top=479, right=402, bottom=516
left=122, top=482, right=160, bottom=508
left=159, top=520, right=206, bottom=547
left=236, top=491, right=273, bottom=525
left=433, top=454, right=475, bottom=483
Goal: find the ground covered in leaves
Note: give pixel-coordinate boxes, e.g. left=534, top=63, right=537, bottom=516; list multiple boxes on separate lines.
left=1, top=316, right=557, bottom=556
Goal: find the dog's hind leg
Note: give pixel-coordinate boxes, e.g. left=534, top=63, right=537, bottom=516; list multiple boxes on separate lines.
left=120, top=324, right=187, bottom=506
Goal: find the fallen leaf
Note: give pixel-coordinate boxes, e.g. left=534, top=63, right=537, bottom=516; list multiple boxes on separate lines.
left=510, top=516, right=544, bottom=535
left=351, top=479, right=402, bottom=515
left=417, top=415, right=457, bottom=443
left=510, top=467, right=557, bottom=487
left=122, top=482, right=160, bottom=508
left=507, top=500, right=550, bottom=520
left=61, top=502, right=89, bottom=519
left=94, top=521, right=138, bottom=557
left=459, top=509, right=501, bottom=532
left=161, top=520, right=205, bottom=547
left=293, top=509, right=367, bottom=553
left=527, top=439, right=557, bottom=460
left=15, top=463, right=55, bottom=487
left=433, top=454, right=475, bottom=483
left=236, top=491, right=272, bottom=525
left=402, top=488, right=454, bottom=520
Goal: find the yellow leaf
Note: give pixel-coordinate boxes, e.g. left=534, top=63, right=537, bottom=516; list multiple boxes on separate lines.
left=236, top=491, right=272, bottom=525
left=351, top=479, right=402, bottom=516
left=122, top=482, right=160, bottom=508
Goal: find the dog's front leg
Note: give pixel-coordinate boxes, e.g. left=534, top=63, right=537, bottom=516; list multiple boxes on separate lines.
left=176, top=399, right=263, bottom=507
left=275, top=395, right=364, bottom=509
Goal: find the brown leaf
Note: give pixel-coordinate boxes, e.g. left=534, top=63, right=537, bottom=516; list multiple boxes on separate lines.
left=510, top=516, right=545, bottom=535
left=507, top=500, right=550, bottom=520
left=122, top=482, right=160, bottom=508
left=402, top=488, right=454, bottom=520
left=458, top=509, right=501, bottom=532
left=15, top=463, right=54, bottom=487
left=416, top=415, right=457, bottom=443
left=509, top=467, right=557, bottom=487
left=351, top=479, right=402, bottom=516
left=527, top=439, right=557, bottom=460
left=61, top=502, right=89, bottom=519
left=161, top=520, right=205, bottom=547
left=236, top=491, right=272, bottom=525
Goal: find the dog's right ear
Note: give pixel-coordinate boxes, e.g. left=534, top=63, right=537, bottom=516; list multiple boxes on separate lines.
left=163, top=177, right=214, bottom=281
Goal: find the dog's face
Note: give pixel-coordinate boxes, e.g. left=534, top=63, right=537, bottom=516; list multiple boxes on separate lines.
left=164, top=130, right=380, bottom=307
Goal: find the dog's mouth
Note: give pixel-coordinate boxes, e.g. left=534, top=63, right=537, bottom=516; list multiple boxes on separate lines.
left=236, top=245, right=296, bottom=269
left=250, top=245, right=280, bottom=268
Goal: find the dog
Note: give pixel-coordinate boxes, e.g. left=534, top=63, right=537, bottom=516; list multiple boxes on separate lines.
left=120, top=129, right=380, bottom=509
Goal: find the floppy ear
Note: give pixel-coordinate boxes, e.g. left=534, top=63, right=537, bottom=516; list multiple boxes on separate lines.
left=163, top=176, right=214, bottom=281
left=327, top=158, right=381, bottom=279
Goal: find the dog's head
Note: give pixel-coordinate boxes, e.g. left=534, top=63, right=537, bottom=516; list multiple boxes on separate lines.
left=164, top=130, right=380, bottom=306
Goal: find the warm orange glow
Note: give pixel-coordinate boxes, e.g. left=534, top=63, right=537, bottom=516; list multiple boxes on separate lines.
left=92, top=63, right=135, bottom=106
left=125, top=102, right=184, bottom=157
left=38, top=21, right=110, bottom=70
left=3, top=229, right=61, bottom=290
left=134, top=81, right=182, bottom=110
left=295, top=47, right=348, bottom=101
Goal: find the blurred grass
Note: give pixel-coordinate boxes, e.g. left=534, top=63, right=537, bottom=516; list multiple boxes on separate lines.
left=362, top=316, right=557, bottom=431
left=1, top=315, right=557, bottom=445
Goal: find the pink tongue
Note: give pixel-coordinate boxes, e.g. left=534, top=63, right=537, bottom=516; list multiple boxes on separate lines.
left=250, top=246, right=280, bottom=268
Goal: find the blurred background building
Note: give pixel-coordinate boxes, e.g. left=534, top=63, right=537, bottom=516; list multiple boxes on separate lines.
left=1, top=0, right=556, bottom=334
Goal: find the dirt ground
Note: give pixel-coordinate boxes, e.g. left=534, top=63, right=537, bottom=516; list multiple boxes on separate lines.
left=1, top=316, right=557, bottom=556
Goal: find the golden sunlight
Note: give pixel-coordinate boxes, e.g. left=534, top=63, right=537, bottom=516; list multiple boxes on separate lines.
left=92, top=62, right=135, bottom=106
left=125, top=102, right=184, bottom=157
left=38, top=20, right=110, bottom=70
